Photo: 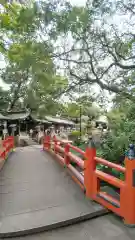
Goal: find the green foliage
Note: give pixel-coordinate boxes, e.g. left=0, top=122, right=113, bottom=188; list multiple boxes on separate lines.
left=97, top=101, right=135, bottom=163
left=70, top=130, right=80, bottom=137
left=97, top=133, right=126, bottom=163
left=0, top=1, right=70, bottom=112
left=0, top=87, right=9, bottom=110
left=56, top=6, right=90, bottom=36
left=68, top=131, right=81, bottom=144
left=63, top=103, right=80, bottom=118
left=1, top=0, right=135, bottom=132
left=60, top=96, right=100, bottom=121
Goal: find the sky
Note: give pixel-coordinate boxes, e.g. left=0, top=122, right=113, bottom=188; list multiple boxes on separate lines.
left=69, top=0, right=86, bottom=6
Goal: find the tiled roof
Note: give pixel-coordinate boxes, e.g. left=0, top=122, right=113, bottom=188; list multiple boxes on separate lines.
left=45, top=116, right=75, bottom=125
left=96, top=115, right=108, bottom=123
left=0, top=113, right=9, bottom=120
left=1, top=111, right=75, bottom=125
left=6, top=112, right=30, bottom=120
left=33, top=118, right=51, bottom=124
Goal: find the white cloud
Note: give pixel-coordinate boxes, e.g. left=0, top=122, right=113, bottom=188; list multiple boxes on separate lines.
left=69, top=0, right=86, bottom=6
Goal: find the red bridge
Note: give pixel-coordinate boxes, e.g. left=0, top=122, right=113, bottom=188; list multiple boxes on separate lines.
left=0, top=136, right=135, bottom=239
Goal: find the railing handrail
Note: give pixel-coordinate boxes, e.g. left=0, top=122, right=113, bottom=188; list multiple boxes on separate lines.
left=43, top=134, right=135, bottom=226
left=67, top=152, right=84, bottom=169
left=95, top=157, right=126, bottom=173
left=68, top=143, right=85, bottom=156
left=51, top=135, right=85, bottom=156
left=95, top=169, right=125, bottom=188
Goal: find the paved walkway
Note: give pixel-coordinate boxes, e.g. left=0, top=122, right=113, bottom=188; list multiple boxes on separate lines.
left=4, top=214, right=135, bottom=240
left=0, top=146, right=106, bottom=237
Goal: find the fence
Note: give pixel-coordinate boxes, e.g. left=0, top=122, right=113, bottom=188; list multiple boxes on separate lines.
left=43, top=135, right=135, bottom=226
left=0, top=136, right=14, bottom=170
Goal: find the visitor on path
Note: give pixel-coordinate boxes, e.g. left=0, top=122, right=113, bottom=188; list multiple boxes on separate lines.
left=30, top=129, right=33, bottom=138
left=45, top=128, right=51, bottom=136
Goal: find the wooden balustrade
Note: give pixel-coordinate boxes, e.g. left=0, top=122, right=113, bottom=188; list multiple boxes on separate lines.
left=43, top=135, right=135, bottom=226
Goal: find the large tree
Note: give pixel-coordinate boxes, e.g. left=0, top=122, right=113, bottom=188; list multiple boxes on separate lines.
left=54, top=0, right=135, bottom=101
left=0, top=1, right=69, bottom=112
left=2, top=0, right=134, bottom=114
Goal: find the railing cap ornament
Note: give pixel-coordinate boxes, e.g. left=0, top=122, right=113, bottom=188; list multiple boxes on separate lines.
left=127, top=144, right=135, bottom=160
left=88, top=137, right=95, bottom=148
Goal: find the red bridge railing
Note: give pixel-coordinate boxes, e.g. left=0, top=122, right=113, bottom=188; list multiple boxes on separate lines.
left=0, top=136, right=14, bottom=170
left=43, top=135, right=135, bottom=226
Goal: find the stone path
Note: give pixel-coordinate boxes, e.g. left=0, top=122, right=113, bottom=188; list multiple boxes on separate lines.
left=4, top=214, right=135, bottom=240
left=0, top=145, right=106, bottom=237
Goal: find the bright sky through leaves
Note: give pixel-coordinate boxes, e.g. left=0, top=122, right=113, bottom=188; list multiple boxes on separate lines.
left=69, top=0, right=86, bottom=6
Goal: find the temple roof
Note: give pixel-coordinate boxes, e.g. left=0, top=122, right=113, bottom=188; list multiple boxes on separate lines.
left=1, top=111, right=75, bottom=125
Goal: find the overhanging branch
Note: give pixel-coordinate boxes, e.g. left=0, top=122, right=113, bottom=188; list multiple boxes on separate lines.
left=69, top=71, right=135, bottom=101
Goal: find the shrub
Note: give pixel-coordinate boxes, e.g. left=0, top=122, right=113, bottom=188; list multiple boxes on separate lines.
left=68, top=130, right=82, bottom=141
left=70, top=130, right=81, bottom=137
left=97, top=119, right=135, bottom=164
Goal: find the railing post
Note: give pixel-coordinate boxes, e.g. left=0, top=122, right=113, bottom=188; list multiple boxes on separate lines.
left=84, top=137, right=96, bottom=199
left=12, top=136, right=15, bottom=150
left=48, top=135, right=51, bottom=150
left=43, top=135, right=50, bottom=150
left=2, top=140, right=7, bottom=158
left=53, top=135, right=57, bottom=154
left=9, top=136, right=14, bottom=150
left=64, top=143, right=70, bottom=165
left=2, top=140, right=6, bottom=149
left=122, top=144, right=135, bottom=226
left=1, top=149, right=5, bottom=160
left=43, top=136, right=46, bottom=150
left=7, top=138, right=10, bottom=152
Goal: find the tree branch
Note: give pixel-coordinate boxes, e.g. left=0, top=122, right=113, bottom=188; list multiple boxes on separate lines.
left=69, top=71, right=135, bottom=101
left=101, top=34, right=135, bottom=69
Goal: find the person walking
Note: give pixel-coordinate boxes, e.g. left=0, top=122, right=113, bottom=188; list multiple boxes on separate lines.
left=30, top=129, right=33, bottom=138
